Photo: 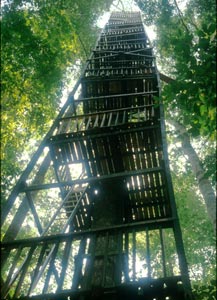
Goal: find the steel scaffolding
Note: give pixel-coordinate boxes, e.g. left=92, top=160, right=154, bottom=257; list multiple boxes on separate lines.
left=1, top=12, right=193, bottom=300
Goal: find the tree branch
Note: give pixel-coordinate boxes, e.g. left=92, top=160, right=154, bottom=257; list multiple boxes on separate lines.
left=77, top=34, right=88, bottom=59
left=111, top=0, right=125, bottom=11
left=173, top=0, right=191, bottom=35
left=167, top=119, right=216, bottom=233
left=159, top=72, right=175, bottom=83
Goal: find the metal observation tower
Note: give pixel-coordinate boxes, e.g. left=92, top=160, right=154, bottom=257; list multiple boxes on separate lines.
left=1, top=12, right=193, bottom=300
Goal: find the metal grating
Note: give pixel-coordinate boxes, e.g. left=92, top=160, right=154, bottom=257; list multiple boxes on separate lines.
left=1, top=12, right=193, bottom=300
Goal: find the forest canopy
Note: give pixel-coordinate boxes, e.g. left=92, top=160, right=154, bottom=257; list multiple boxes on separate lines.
left=1, top=0, right=113, bottom=202
left=1, top=0, right=216, bottom=299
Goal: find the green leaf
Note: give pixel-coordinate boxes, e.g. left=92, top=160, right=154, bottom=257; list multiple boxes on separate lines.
left=200, top=104, right=207, bottom=116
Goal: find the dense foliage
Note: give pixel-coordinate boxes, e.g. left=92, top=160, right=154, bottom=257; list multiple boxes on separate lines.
left=136, top=0, right=216, bottom=141
left=136, top=0, right=216, bottom=187
left=1, top=0, right=112, bottom=202
left=1, top=0, right=216, bottom=298
left=171, top=169, right=216, bottom=299
left=136, top=0, right=216, bottom=224
left=135, top=0, right=216, bottom=298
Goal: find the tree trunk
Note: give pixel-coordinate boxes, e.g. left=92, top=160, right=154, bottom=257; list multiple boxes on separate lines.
left=168, top=119, right=216, bottom=233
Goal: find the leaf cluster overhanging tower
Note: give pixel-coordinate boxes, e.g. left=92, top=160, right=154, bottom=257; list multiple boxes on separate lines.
left=1, top=12, right=193, bottom=300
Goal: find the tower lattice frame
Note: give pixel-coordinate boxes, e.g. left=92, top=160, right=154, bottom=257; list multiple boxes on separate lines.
left=1, top=12, right=193, bottom=300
